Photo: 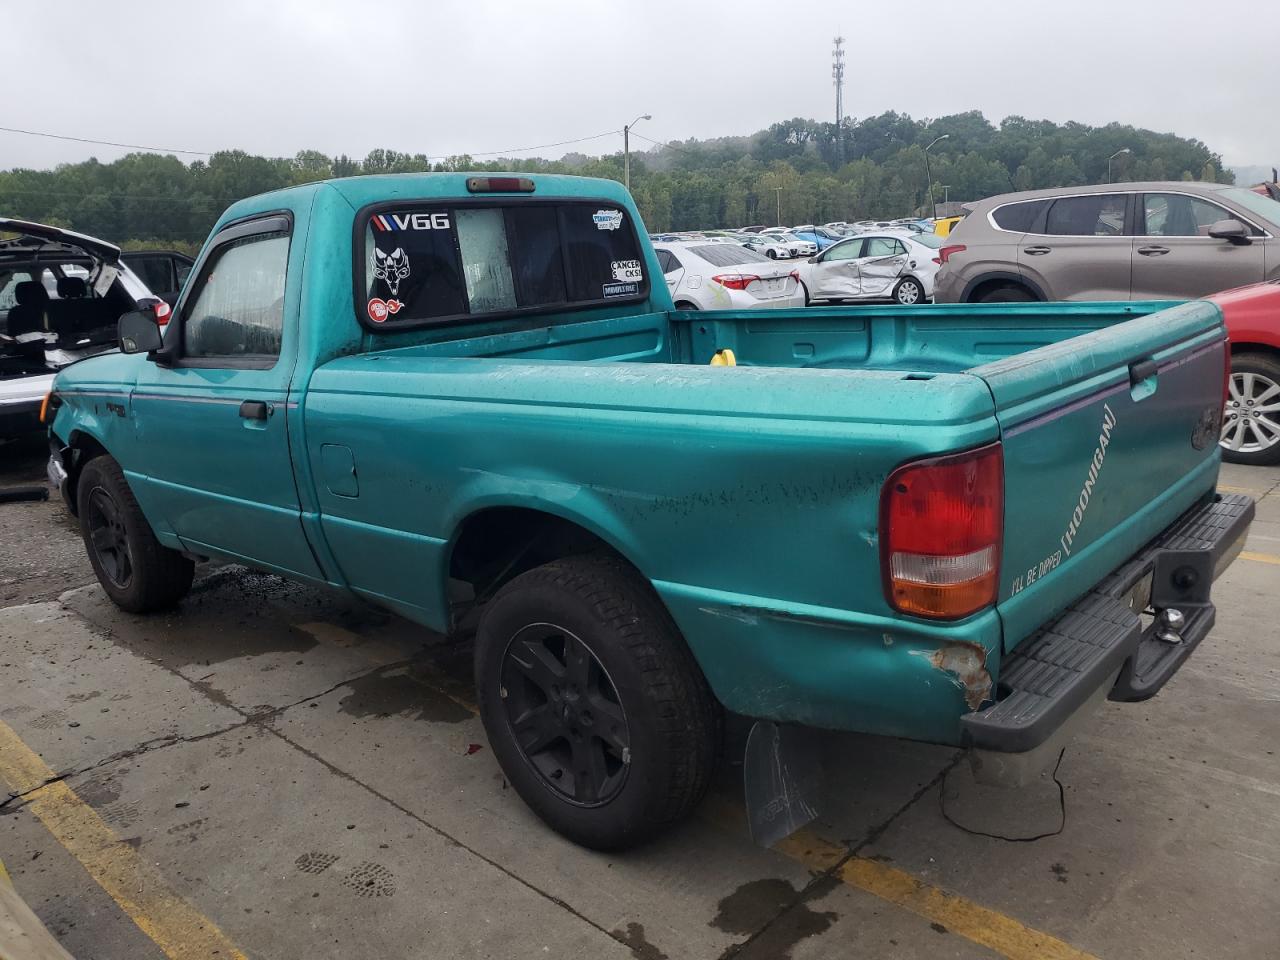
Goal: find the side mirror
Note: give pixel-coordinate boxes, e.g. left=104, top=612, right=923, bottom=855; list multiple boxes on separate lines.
left=808, top=255, right=819, bottom=264
left=118, top=310, right=163, bottom=355
left=1207, top=219, right=1250, bottom=243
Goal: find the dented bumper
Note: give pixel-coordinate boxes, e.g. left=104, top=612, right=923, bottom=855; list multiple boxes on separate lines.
left=961, top=492, right=1253, bottom=771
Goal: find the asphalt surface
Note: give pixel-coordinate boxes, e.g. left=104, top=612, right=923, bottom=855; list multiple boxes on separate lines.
left=0, top=435, right=1277, bottom=960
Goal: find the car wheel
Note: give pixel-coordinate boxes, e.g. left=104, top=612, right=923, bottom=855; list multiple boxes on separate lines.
left=1221, top=353, right=1280, bottom=465
left=77, top=456, right=195, bottom=613
left=976, top=284, right=1034, bottom=303
left=766, top=250, right=777, bottom=259
left=674, top=300, right=699, bottom=311
left=475, top=554, right=718, bottom=851
left=893, top=277, right=924, bottom=305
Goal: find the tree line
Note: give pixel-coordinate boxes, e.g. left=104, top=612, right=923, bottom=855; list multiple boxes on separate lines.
left=0, top=110, right=1231, bottom=252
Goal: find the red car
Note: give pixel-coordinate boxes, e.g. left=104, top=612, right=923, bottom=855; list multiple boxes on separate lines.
left=1209, top=281, right=1280, bottom=464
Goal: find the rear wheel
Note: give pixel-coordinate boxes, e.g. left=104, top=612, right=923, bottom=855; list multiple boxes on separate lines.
left=1221, top=352, right=1280, bottom=465
left=475, top=554, right=718, bottom=850
left=893, top=277, right=924, bottom=305
left=976, top=283, right=1034, bottom=303
left=766, top=250, right=778, bottom=260
left=77, top=456, right=194, bottom=612
left=674, top=300, right=699, bottom=311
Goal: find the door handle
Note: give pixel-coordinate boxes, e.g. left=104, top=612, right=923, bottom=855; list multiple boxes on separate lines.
left=1024, top=245, right=1052, bottom=255
left=1137, top=246, right=1170, bottom=256
left=1129, top=358, right=1159, bottom=385
left=239, top=400, right=270, bottom=421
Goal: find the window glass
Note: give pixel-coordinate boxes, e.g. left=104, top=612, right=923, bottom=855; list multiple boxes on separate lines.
left=656, top=249, right=681, bottom=274
left=184, top=232, right=289, bottom=359
left=865, top=237, right=904, bottom=257
left=689, top=244, right=769, bottom=267
left=174, top=257, right=193, bottom=287
left=1143, top=193, right=1241, bottom=237
left=991, top=199, right=1047, bottom=232
left=128, top=257, right=174, bottom=295
left=824, top=239, right=864, bottom=261
left=912, top=233, right=943, bottom=248
left=1045, top=194, right=1127, bottom=236
left=456, top=208, right=517, bottom=313
left=362, top=202, right=645, bottom=328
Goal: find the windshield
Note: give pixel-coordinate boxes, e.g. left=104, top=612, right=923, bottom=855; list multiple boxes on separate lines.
left=1222, top=187, right=1280, bottom=228
left=910, top=234, right=943, bottom=248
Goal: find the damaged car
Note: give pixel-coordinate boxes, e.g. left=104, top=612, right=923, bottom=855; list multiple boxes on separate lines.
left=0, top=219, right=167, bottom=439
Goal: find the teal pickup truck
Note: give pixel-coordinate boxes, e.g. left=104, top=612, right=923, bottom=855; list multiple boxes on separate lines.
left=46, top=173, right=1253, bottom=849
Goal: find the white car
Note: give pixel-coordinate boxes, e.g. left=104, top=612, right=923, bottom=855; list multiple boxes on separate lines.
left=741, top=234, right=797, bottom=259
left=795, top=232, right=943, bottom=305
left=770, top=232, right=819, bottom=257
left=653, top=241, right=804, bottom=310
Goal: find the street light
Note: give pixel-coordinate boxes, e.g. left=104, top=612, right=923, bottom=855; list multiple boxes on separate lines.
left=1107, top=148, right=1131, bottom=184
left=623, top=114, right=651, bottom=193
left=923, top=134, right=949, bottom=218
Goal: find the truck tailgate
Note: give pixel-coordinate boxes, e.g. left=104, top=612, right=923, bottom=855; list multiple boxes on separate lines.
left=970, top=301, right=1227, bottom=652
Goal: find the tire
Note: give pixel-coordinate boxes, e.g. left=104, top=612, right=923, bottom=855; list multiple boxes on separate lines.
left=892, top=276, right=924, bottom=305
left=674, top=300, right=699, bottom=311
left=1221, top=352, right=1280, bottom=466
left=976, top=284, right=1034, bottom=303
left=475, top=554, right=718, bottom=850
left=799, top=281, right=812, bottom=307
left=76, top=456, right=195, bottom=613
left=766, top=250, right=778, bottom=259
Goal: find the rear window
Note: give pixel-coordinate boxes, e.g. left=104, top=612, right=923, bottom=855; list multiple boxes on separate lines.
left=359, top=201, right=649, bottom=329
left=991, top=200, right=1047, bottom=232
left=688, top=244, right=771, bottom=267
left=911, top=234, right=943, bottom=248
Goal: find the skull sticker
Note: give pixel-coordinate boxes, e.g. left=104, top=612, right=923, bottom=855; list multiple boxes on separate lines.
left=373, top=247, right=411, bottom=296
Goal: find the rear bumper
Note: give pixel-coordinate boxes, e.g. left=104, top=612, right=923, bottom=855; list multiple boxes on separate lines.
left=961, top=493, right=1254, bottom=766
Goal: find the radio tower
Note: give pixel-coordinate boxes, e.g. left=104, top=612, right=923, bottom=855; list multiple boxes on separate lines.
left=832, top=36, right=846, bottom=162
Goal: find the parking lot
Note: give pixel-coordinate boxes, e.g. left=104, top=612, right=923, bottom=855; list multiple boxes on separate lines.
left=1, top=435, right=1277, bottom=960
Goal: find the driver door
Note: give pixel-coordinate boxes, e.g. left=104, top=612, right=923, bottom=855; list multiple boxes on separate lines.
left=857, top=237, right=910, bottom=298
left=808, top=238, right=865, bottom=299
left=129, top=214, right=323, bottom=580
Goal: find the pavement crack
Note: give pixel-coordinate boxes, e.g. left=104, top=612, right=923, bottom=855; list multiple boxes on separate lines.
left=716, top=751, right=964, bottom=960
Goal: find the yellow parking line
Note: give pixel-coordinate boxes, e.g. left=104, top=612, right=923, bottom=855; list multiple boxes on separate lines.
left=1242, top=551, right=1280, bottom=566
left=698, top=796, right=1098, bottom=960
left=0, top=719, right=249, bottom=960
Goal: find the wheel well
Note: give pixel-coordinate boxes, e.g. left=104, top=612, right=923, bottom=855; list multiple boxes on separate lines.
left=1230, top=341, right=1280, bottom=361
left=966, top=276, right=1040, bottom=302
left=61, top=431, right=111, bottom=515
left=674, top=300, right=698, bottom=310
left=448, top=507, right=625, bottom=606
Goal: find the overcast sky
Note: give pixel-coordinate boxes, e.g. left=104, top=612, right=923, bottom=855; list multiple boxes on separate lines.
left=4, top=0, right=1274, bottom=172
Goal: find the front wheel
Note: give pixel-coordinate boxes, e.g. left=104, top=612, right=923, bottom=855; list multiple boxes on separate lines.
left=766, top=250, right=778, bottom=259
left=475, top=555, right=718, bottom=850
left=77, top=456, right=195, bottom=613
left=893, top=276, right=924, bottom=305
left=1221, top=352, right=1280, bottom=465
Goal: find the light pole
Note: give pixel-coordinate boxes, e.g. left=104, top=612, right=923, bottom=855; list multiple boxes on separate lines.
left=1106, top=147, right=1131, bottom=184
left=623, top=114, right=651, bottom=193
left=923, top=134, right=949, bottom=218
left=941, top=184, right=950, bottom=209
left=775, top=187, right=783, bottom=226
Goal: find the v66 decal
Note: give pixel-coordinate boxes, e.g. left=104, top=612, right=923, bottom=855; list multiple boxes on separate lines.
left=372, top=212, right=451, bottom=232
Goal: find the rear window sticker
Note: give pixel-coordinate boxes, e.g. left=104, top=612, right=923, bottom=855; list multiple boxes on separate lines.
left=367, top=297, right=404, bottom=323
left=372, top=212, right=451, bottom=232
left=93, top=264, right=119, bottom=297
left=611, top=259, right=643, bottom=282
left=373, top=247, right=411, bottom=295
left=593, top=209, right=624, bottom=231
left=602, top=281, right=639, bottom=298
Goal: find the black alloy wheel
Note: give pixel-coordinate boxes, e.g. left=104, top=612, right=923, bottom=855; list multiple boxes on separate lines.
left=500, top=623, right=631, bottom=806
left=85, top=486, right=133, bottom=588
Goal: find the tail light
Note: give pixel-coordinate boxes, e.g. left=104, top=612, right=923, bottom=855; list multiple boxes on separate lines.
left=932, top=257, right=942, bottom=265
left=880, top=442, right=1003, bottom=620
left=938, top=244, right=967, bottom=265
left=789, top=270, right=800, bottom=282
left=152, top=300, right=171, bottom=327
left=466, top=176, right=535, bottom=193
left=712, top=274, right=761, bottom=291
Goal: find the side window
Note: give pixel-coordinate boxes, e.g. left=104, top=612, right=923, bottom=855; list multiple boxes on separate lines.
left=129, top=257, right=174, bottom=295
left=1143, top=193, right=1251, bottom=237
left=865, top=237, right=901, bottom=257
left=174, top=256, right=194, bottom=288
left=991, top=200, right=1047, bottom=232
left=183, top=231, right=290, bottom=361
left=824, top=239, right=864, bottom=261
left=656, top=250, right=680, bottom=274
left=0, top=271, right=34, bottom=311
left=1045, top=194, right=1127, bottom=237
